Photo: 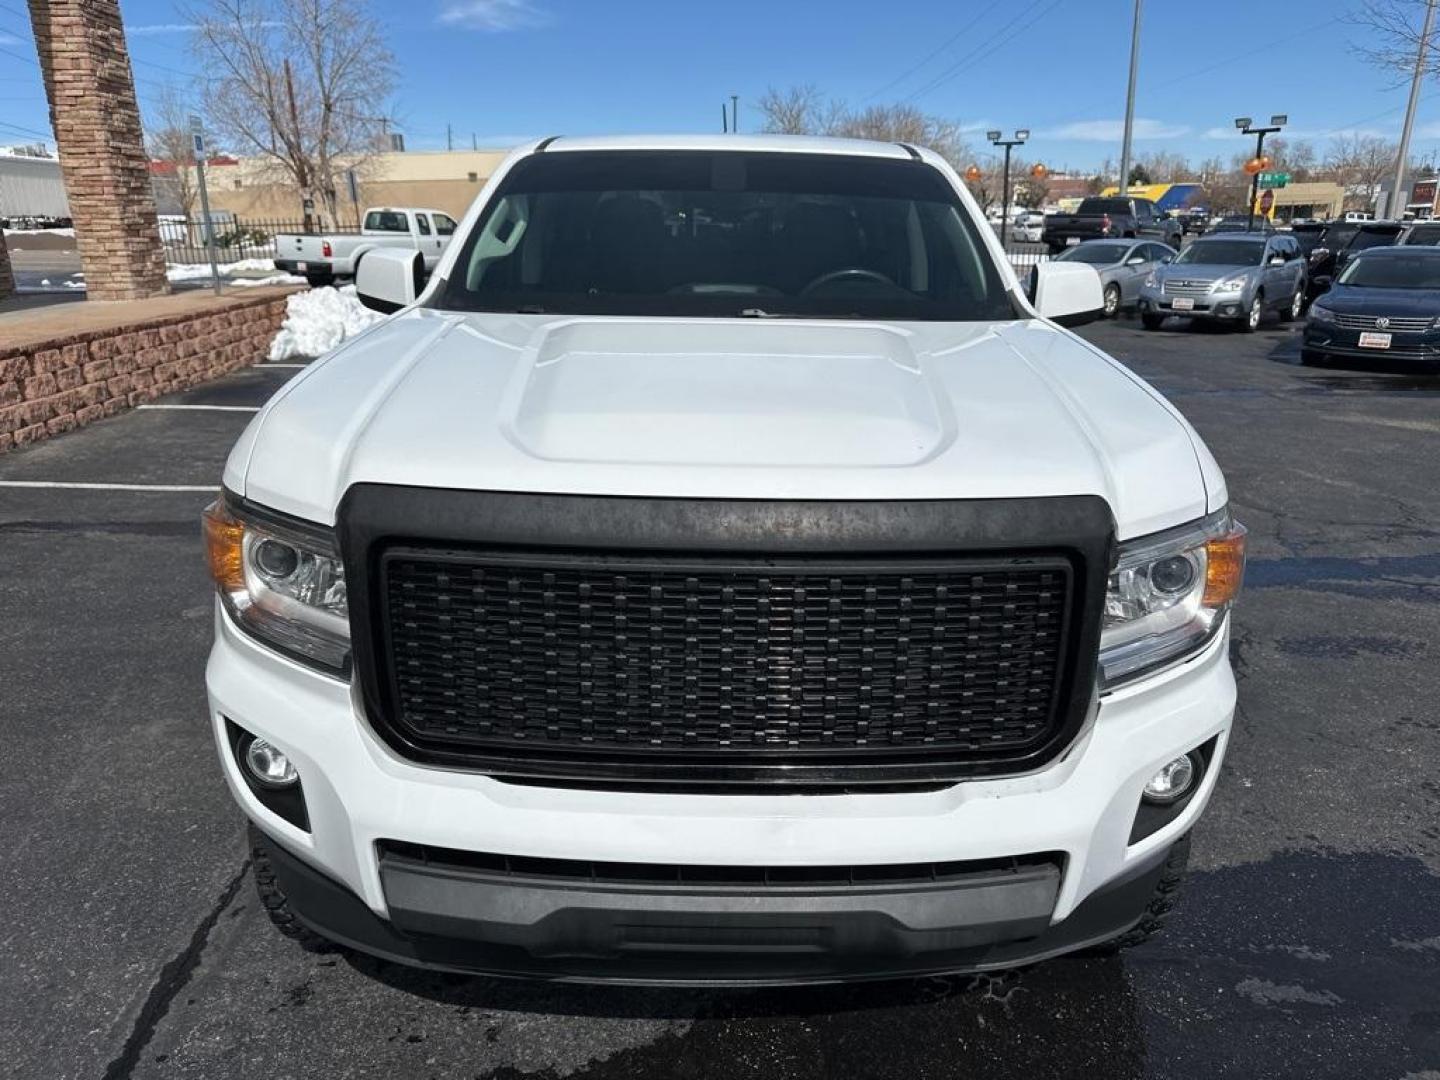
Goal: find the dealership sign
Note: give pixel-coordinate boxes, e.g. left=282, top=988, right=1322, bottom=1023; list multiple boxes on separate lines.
left=1410, top=179, right=1438, bottom=209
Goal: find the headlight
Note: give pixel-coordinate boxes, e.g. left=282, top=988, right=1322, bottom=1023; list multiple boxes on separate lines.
left=1308, top=303, right=1335, bottom=323
left=1100, top=509, right=1246, bottom=687
left=1215, top=277, right=1247, bottom=292
left=203, top=495, right=349, bottom=674
left=1143, top=272, right=1159, bottom=288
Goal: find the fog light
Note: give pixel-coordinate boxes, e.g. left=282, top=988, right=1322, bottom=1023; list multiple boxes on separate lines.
left=1143, top=754, right=1196, bottom=804
left=243, top=737, right=298, bottom=788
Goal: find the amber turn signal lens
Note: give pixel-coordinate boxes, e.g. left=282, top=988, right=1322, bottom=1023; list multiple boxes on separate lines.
left=1202, top=524, right=1247, bottom=606
left=203, top=499, right=246, bottom=592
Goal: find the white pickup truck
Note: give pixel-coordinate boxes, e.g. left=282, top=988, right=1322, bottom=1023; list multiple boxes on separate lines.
left=272, top=207, right=458, bottom=287
left=206, top=134, right=1244, bottom=985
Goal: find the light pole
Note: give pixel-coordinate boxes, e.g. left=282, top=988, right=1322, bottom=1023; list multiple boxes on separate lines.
left=1389, top=0, right=1437, bottom=219
left=1118, top=0, right=1143, bottom=196
left=988, top=128, right=1029, bottom=233
left=1236, top=114, right=1286, bottom=231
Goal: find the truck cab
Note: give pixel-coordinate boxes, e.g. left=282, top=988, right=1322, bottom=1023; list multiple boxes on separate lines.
left=273, top=207, right=458, bottom=287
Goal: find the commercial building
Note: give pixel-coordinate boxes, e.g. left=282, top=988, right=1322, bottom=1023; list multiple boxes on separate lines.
left=0, top=151, right=69, bottom=221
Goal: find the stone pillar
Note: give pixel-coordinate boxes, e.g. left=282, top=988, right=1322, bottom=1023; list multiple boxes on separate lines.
left=0, top=234, right=13, bottom=300
left=27, top=0, right=168, bottom=301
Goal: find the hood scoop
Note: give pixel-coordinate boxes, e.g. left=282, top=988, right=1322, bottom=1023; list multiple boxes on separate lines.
left=502, top=320, right=954, bottom=468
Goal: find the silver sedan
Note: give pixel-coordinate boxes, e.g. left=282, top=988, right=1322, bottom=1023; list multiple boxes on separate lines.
left=1051, top=239, right=1177, bottom=318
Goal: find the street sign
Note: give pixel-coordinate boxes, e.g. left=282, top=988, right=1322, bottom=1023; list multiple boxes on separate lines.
left=1259, top=189, right=1275, bottom=214
left=1258, top=172, right=1290, bottom=188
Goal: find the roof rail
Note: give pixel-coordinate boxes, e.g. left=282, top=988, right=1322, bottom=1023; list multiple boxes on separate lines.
left=897, top=143, right=921, bottom=161
left=534, top=136, right=561, bottom=152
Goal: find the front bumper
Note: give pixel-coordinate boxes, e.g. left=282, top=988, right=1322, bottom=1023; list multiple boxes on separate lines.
left=208, top=604, right=1235, bottom=982
left=1303, top=325, right=1440, bottom=364
left=1139, top=289, right=1249, bottom=320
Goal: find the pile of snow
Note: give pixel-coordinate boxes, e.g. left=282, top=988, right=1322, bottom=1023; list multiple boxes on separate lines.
left=166, top=257, right=280, bottom=282
left=229, top=273, right=304, bottom=288
left=3, top=226, right=74, bottom=237
left=268, top=285, right=382, bottom=361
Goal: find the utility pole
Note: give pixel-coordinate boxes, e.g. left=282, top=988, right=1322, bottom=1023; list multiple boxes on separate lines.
left=731, top=94, right=739, bottom=134
left=1390, top=0, right=1437, bottom=219
left=1117, top=0, right=1143, bottom=195
left=447, top=123, right=453, bottom=151
left=1235, top=114, right=1286, bottom=231
left=471, top=132, right=477, bottom=151
left=722, top=104, right=728, bottom=133
left=987, top=129, right=1030, bottom=235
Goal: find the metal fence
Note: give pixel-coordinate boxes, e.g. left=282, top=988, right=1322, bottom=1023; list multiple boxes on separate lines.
left=159, top=215, right=358, bottom=266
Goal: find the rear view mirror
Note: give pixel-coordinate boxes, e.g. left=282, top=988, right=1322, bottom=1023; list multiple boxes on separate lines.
left=355, top=248, right=426, bottom=314
left=1031, top=261, right=1104, bottom=327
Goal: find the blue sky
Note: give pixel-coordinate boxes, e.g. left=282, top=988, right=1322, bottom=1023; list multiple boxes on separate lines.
left=2, top=0, right=1439, bottom=172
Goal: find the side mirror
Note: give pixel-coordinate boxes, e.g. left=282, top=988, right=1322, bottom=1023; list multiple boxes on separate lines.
left=1126, top=255, right=1146, bottom=266
left=1268, top=255, right=1286, bottom=266
left=355, top=248, right=426, bottom=314
left=1031, top=261, right=1104, bottom=327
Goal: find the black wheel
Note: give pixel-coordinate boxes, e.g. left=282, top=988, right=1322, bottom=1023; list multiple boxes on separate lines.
left=1088, top=833, right=1192, bottom=954
left=1279, top=288, right=1304, bottom=323
left=1239, top=294, right=1263, bottom=333
left=304, top=271, right=334, bottom=288
left=1141, top=312, right=1165, bottom=331
left=1102, top=283, right=1122, bottom=319
left=249, top=824, right=337, bottom=953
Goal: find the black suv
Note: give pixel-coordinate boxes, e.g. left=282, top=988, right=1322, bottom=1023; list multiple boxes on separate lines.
left=1399, top=221, right=1440, bottom=246
left=1307, top=221, right=1405, bottom=301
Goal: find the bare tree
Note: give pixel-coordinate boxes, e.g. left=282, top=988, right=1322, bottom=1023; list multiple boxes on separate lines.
left=1327, top=132, right=1400, bottom=207
left=188, top=0, right=396, bottom=226
left=145, top=86, right=200, bottom=220
left=756, top=85, right=971, bottom=165
left=756, top=85, right=826, bottom=135
left=1265, top=137, right=1318, bottom=181
left=1351, top=0, right=1440, bottom=82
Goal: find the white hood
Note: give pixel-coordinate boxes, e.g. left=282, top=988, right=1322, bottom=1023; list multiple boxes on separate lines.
left=228, top=309, right=1221, bottom=540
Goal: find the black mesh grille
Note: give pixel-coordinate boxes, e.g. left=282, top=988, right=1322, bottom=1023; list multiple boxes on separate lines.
left=378, top=549, right=1074, bottom=766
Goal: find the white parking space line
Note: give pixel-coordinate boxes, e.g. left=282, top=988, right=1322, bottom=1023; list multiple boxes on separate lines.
left=0, top=481, right=215, bottom=492
left=136, top=404, right=261, bottom=413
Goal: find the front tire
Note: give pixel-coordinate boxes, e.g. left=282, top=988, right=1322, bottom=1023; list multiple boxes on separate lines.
left=250, top=824, right=337, bottom=954
left=1089, top=833, right=1192, bottom=953
left=1240, top=294, right=1263, bottom=333
left=1103, top=283, right=1122, bottom=318
left=1280, top=288, right=1303, bottom=322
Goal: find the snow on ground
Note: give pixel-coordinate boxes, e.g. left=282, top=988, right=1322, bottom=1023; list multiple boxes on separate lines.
left=268, top=284, right=383, bottom=361
left=229, top=273, right=305, bottom=288
left=3, top=227, right=75, bottom=237
left=166, top=257, right=280, bottom=282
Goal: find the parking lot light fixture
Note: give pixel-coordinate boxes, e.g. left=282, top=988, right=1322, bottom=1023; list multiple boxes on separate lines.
left=1234, top=116, right=1252, bottom=130
left=1235, top=114, right=1286, bottom=231
left=989, top=129, right=1032, bottom=234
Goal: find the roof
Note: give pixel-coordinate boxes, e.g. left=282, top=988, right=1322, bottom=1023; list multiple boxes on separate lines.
left=1193, top=232, right=1269, bottom=242
left=532, top=134, right=921, bottom=160
left=1352, top=244, right=1440, bottom=257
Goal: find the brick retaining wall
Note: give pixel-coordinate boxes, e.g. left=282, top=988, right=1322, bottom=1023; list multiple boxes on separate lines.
left=0, top=293, right=290, bottom=452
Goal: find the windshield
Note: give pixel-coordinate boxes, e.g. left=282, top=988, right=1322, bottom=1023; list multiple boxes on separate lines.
left=1403, top=224, right=1440, bottom=245
left=1349, top=229, right=1402, bottom=252
left=1056, top=242, right=1132, bottom=265
left=1174, top=241, right=1264, bottom=266
left=1318, top=224, right=1359, bottom=248
left=1337, top=255, right=1440, bottom=289
left=436, top=151, right=1013, bottom=321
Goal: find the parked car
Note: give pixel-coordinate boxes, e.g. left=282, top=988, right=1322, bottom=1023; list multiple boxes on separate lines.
left=1180, top=207, right=1210, bottom=235
left=1138, top=232, right=1307, bottom=331
left=1307, top=220, right=1405, bottom=301
left=273, top=207, right=460, bottom=287
left=1289, top=220, right=1328, bottom=259
left=203, top=134, right=1244, bottom=985
left=1044, top=196, right=1182, bottom=253
left=1010, top=211, right=1046, bottom=243
left=1052, top=238, right=1177, bottom=317
left=1398, top=221, right=1440, bottom=246
left=1205, top=215, right=1277, bottom=235
left=1303, top=246, right=1440, bottom=366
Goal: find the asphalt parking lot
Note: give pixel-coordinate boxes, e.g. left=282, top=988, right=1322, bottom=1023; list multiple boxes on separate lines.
left=3, top=309, right=1439, bottom=1080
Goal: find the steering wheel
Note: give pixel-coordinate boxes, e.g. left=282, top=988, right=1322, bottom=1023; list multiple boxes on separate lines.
left=800, top=267, right=897, bottom=295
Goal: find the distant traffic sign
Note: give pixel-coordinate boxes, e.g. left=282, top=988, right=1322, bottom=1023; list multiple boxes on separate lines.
left=1258, top=172, right=1291, bottom=189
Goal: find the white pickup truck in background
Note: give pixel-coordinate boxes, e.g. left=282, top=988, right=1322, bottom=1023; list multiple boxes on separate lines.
left=272, top=207, right=459, bottom=287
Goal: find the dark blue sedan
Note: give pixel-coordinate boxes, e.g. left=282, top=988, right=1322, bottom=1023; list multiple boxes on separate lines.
left=1302, top=247, right=1440, bottom=367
